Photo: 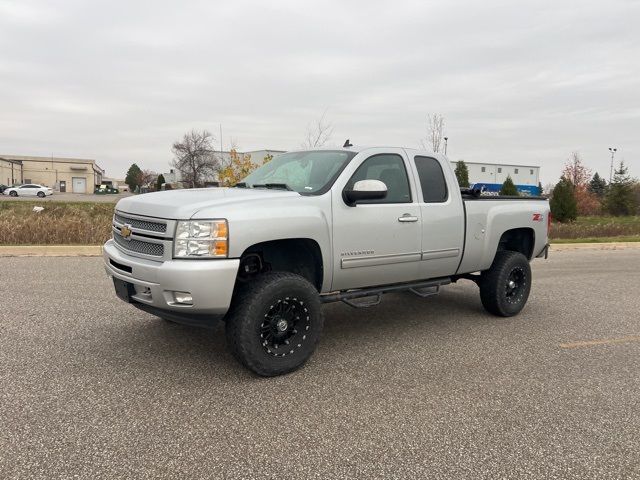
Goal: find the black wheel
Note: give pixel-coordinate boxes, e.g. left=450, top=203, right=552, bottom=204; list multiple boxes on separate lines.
left=225, top=272, right=323, bottom=377
left=37, top=191, right=45, bottom=198
left=9, top=191, right=17, bottom=197
left=479, top=251, right=531, bottom=317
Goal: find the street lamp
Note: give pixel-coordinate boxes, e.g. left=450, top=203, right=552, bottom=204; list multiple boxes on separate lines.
left=444, top=137, right=449, bottom=155
left=609, top=147, right=617, bottom=183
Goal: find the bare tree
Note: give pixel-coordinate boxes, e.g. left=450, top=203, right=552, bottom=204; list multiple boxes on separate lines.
left=137, top=169, right=157, bottom=188
left=302, top=111, right=334, bottom=149
left=171, top=129, right=220, bottom=188
left=421, top=113, right=445, bottom=153
left=562, top=151, right=591, bottom=187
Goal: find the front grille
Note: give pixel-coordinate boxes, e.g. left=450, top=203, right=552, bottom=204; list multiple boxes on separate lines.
left=114, top=213, right=167, bottom=233
left=113, top=232, right=164, bottom=257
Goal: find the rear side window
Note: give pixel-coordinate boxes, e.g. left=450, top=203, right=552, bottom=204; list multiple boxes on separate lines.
left=345, top=154, right=411, bottom=203
left=414, top=156, right=448, bottom=203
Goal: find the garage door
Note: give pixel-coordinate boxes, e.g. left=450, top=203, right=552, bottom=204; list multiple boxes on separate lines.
left=72, top=177, right=86, bottom=193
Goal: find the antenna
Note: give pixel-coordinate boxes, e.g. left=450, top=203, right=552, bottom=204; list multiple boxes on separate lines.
left=343, top=139, right=353, bottom=148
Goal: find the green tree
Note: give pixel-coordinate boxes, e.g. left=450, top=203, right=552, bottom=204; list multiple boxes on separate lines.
left=125, top=163, right=142, bottom=192
left=604, top=161, right=637, bottom=216
left=550, top=177, right=577, bottom=222
left=500, top=175, right=519, bottom=196
left=588, top=172, right=607, bottom=198
left=156, top=173, right=166, bottom=191
left=454, top=160, right=469, bottom=187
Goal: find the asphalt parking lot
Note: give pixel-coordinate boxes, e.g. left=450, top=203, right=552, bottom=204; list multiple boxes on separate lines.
left=1, top=248, right=639, bottom=479
left=1, top=192, right=130, bottom=203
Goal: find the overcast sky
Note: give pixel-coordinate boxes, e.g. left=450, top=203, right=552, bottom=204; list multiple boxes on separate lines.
left=1, top=0, right=638, bottom=183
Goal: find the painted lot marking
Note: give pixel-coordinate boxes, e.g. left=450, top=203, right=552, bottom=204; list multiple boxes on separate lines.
left=560, top=335, right=640, bottom=349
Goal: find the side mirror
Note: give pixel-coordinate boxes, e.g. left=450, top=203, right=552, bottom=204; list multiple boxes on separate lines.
left=343, top=179, right=387, bottom=206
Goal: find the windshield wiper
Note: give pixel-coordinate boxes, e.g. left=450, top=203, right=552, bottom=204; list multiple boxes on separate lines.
left=252, top=183, right=293, bottom=191
left=233, top=182, right=248, bottom=188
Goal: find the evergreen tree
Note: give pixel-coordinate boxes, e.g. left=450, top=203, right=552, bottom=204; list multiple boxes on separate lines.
left=499, top=175, right=519, bottom=196
left=604, top=161, right=637, bottom=216
left=550, top=177, right=578, bottom=222
left=588, top=172, right=607, bottom=198
left=125, top=163, right=142, bottom=192
left=454, top=160, right=469, bottom=187
left=156, top=173, right=166, bottom=191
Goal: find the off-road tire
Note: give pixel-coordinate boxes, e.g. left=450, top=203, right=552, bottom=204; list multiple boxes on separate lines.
left=225, top=272, right=323, bottom=377
left=479, top=250, right=531, bottom=317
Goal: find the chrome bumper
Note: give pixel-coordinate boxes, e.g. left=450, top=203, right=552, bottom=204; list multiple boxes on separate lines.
left=103, top=239, right=240, bottom=315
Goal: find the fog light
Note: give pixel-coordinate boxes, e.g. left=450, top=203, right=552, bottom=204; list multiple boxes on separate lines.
left=173, top=291, right=193, bottom=305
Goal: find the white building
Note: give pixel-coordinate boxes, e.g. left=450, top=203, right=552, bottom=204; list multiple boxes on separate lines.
left=451, top=161, right=541, bottom=195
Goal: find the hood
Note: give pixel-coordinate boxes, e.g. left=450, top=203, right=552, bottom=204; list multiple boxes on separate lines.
left=115, top=187, right=300, bottom=219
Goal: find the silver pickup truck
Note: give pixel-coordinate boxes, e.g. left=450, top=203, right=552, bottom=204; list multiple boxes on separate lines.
left=104, top=146, right=550, bottom=376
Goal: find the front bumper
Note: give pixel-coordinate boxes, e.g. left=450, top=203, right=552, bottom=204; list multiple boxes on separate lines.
left=103, top=239, right=240, bottom=316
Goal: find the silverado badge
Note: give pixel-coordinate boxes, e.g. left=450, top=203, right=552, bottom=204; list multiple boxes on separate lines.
left=120, top=224, right=132, bottom=239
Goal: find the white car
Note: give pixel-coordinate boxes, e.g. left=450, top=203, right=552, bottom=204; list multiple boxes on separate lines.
left=4, top=184, right=53, bottom=198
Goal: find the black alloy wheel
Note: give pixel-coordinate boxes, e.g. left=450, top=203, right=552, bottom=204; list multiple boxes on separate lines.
left=479, top=250, right=532, bottom=317
left=225, top=272, right=323, bottom=376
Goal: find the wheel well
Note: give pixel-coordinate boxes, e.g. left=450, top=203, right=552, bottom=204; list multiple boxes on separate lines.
left=497, top=228, right=535, bottom=260
left=237, top=239, right=323, bottom=291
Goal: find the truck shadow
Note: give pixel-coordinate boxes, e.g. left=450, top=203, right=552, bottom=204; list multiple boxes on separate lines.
left=101, top=283, right=487, bottom=378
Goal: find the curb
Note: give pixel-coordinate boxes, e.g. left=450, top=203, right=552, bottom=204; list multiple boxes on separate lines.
left=550, top=242, right=640, bottom=251
left=0, top=242, right=638, bottom=258
left=0, top=245, right=103, bottom=257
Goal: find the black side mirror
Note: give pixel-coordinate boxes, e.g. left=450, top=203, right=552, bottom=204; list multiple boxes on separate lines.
left=343, top=180, right=388, bottom=206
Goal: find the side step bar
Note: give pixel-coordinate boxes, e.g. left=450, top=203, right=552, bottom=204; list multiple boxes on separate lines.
left=320, top=277, right=451, bottom=309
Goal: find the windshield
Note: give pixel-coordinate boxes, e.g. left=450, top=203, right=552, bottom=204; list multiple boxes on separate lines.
left=242, top=150, right=356, bottom=194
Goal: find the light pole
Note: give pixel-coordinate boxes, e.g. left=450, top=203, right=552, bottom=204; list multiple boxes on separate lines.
left=609, top=147, right=617, bottom=183
left=444, top=137, right=449, bottom=155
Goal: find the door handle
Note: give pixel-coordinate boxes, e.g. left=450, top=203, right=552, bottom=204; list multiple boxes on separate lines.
left=398, top=214, right=418, bottom=223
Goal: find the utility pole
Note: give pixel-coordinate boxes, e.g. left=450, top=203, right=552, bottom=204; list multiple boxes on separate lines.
left=444, top=137, right=449, bottom=155
left=609, top=147, right=617, bottom=183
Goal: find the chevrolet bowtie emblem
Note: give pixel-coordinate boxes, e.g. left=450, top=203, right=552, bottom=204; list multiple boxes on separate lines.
left=120, top=224, right=132, bottom=239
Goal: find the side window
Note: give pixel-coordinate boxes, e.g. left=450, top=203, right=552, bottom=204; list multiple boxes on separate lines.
left=345, top=154, right=411, bottom=203
left=414, top=156, right=448, bottom=203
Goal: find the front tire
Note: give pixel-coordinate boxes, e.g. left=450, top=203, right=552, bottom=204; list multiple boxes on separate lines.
left=225, top=272, right=323, bottom=377
left=479, top=251, right=531, bottom=317
left=37, top=191, right=45, bottom=198
left=9, top=191, right=17, bottom=197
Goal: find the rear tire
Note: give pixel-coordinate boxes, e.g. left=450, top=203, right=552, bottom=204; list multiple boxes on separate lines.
left=479, top=251, right=531, bottom=317
left=225, top=272, right=323, bottom=377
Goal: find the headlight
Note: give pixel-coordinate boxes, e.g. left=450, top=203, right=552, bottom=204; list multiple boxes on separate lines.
left=174, top=220, right=228, bottom=258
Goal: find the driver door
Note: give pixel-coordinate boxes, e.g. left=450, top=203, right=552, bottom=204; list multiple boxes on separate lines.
left=331, top=148, right=422, bottom=291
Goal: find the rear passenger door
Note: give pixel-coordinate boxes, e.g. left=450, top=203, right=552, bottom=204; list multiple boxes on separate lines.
left=412, top=155, right=465, bottom=279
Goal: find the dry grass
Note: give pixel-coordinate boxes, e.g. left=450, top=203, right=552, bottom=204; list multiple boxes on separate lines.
left=1, top=200, right=639, bottom=245
left=550, top=216, right=640, bottom=240
left=0, top=200, right=113, bottom=245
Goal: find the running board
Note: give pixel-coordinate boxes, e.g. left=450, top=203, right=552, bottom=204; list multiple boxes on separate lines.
left=320, top=277, right=451, bottom=309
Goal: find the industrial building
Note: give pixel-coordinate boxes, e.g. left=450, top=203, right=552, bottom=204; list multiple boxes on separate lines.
left=0, top=154, right=104, bottom=193
left=450, top=161, right=541, bottom=196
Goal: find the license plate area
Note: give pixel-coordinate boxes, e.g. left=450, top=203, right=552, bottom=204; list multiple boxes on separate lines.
left=113, top=278, right=136, bottom=303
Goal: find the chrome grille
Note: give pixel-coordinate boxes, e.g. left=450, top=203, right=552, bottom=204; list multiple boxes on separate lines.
left=113, top=232, right=164, bottom=257
left=114, top=213, right=167, bottom=233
